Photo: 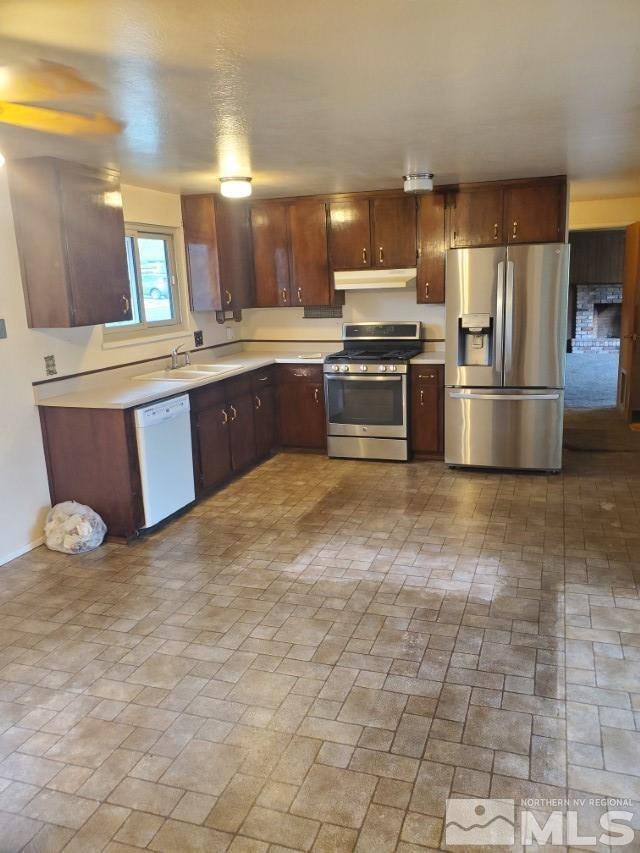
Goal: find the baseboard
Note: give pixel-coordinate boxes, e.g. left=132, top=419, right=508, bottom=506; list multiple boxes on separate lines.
left=0, top=537, right=44, bottom=567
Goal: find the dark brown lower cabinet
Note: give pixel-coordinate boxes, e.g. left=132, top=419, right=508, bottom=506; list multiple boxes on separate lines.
left=192, top=404, right=232, bottom=493
left=39, top=406, right=143, bottom=541
left=254, top=385, right=278, bottom=458
left=410, top=365, right=444, bottom=457
left=277, top=365, right=326, bottom=449
left=228, top=392, right=257, bottom=471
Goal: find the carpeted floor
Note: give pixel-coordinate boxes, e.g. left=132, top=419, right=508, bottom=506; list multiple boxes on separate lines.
left=564, top=351, right=619, bottom=408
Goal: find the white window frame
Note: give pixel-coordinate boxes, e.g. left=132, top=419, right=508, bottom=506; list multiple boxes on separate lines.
left=104, top=225, right=183, bottom=341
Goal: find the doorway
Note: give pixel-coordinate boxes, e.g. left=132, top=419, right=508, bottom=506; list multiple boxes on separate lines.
left=565, top=229, right=624, bottom=409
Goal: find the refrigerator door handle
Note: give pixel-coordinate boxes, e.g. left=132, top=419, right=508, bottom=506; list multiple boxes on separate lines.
left=448, top=391, right=561, bottom=401
left=504, top=260, right=515, bottom=379
left=495, top=260, right=505, bottom=378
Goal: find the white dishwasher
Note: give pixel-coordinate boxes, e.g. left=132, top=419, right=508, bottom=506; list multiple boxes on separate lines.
left=134, top=394, right=195, bottom=529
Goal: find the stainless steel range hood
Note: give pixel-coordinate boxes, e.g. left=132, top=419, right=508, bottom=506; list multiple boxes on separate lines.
left=333, top=268, right=417, bottom=291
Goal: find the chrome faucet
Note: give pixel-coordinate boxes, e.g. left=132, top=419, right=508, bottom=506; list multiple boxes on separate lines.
left=170, top=344, right=191, bottom=369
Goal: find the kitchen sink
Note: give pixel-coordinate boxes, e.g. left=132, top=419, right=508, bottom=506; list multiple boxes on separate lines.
left=133, top=364, right=242, bottom=382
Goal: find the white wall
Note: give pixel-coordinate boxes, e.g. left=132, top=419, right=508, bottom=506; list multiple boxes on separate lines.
left=0, top=176, right=231, bottom=566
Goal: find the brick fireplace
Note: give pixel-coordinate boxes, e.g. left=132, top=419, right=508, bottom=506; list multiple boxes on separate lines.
left=571, top=284, right=622, bottom=352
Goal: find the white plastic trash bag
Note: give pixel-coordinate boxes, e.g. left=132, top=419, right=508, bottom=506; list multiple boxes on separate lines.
left=44, top=501, right=107, bottom=554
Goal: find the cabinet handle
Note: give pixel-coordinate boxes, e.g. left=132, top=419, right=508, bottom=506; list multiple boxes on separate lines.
left=420, top=390, right=424, bottom=405
left=257, top=375, right=269, bottom=382
left=314, top=387, right=319, bottom=404
left=362, top=247, right=368, bottom=264
left=418, top=373, right=436, bottom=380
left=281, top=288, right=288, bottom=304
left=493, top=223, right=498, bottom=240
left=297, top=286, right=303, bottom=304
left=121, top=294, right=130, bottom=315
left=424, top=282, right=430, bottom=300
left=452, top=230, right=457, bottom=243
left=512, top=221, right=518, bottom=239
left=221, top=408, right=228, bottom=425
left=224, top=289, right=232, bottom=305
left=229, top=404, right=237, bottom=421
left=255, top=395, right=261, bottom=409
left=378, top=246, right=384, bottom=264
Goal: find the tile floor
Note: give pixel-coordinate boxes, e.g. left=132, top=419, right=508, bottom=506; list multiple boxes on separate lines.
left=1, top=448, right=640, bottom=852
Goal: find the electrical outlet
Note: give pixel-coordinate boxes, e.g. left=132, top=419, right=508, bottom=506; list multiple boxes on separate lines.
left=0, top=319, right=6, bottom=339
left=226, top=327, right=235, bottom=340
left=194, top=330, right=203, bottom=347
left=44, top=354, right=57, bottom=376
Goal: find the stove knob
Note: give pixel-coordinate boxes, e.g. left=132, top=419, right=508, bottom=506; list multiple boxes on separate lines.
left=359, top=364, right=368, bottom=372
left=331, top=364, right=339, bottom=372
left=340, top=364, right=349, bottom=373
left=379, top=365, right=387, bottom=372
left=389, top=364, right=398, bottom=372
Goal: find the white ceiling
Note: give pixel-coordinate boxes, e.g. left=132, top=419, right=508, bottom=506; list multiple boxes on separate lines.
left=0, top=0, right=639, bottom=200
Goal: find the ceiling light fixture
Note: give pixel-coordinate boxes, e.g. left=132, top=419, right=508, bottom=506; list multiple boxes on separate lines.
left=403, top=172, right=434, bottom=193
left=219, top=176, right=252, bottom=198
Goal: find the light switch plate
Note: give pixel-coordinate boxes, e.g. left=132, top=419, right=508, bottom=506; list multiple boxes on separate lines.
left=0, top=319, right=6, bottom=339
left=44, top=354, right=57, bottom=376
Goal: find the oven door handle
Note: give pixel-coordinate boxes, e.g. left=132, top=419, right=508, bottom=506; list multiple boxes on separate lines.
left=324, top=374, right=403, bottom=382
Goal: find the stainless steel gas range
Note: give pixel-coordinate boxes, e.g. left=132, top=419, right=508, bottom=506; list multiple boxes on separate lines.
left=324, top=322, right=422, bottom=461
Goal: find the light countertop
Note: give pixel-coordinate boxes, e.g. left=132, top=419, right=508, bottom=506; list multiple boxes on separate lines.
left=36, top=349, right=445, bottom=410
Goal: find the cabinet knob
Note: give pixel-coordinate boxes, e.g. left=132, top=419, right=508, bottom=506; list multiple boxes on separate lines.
left=229, top=404, right=237, bottom=421
left=378, top=246, right=384, bottom=265
left=493, top=223, right=498, bottom=240
left=255, top=394, right=262, bottom=409
left=362, top=247, right=368, bottom=265
left=121, top=294, right=130, bottom=315
left=297, top=286, right=303, bottom=304
left=221, top=408, right=228, bottom=425
left=512, top=221, right=518, bottom=239
left=224, top=289, right=232, bottom=305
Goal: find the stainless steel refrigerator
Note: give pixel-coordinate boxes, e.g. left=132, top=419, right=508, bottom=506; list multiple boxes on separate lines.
left=445, top=244, right=569, bottom=471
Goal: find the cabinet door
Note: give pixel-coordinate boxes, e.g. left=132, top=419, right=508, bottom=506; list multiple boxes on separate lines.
left=504, top=183, right=565, bottom=244
left=328, top=199, right=371, bottom=270
left=215, top=197, right=254, bottom=309
left=277, top=380, right=326, bottom=448
left=288, top=200, right=332, bottom=305
left=371, top=197, right=417, bottom=268
left=417, top=194, right=446, bottom=304
left=250, top=203, right=291, bottom=307
left=254, top=386, right=278, bottom=458
left=410, top=367, right=444, bottom=455
left=60, top=164, right=131, bottom=326
left=449, top=188, right=504, bottom=248
left=228, top=393, right=257, bottom=471
left=193, top=405, right=233, bottom=492
left=181, top=195, right=221, bottom=312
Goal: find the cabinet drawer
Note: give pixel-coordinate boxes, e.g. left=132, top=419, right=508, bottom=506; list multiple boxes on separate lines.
left=250, top=366, right=276, bottom=391
left=411, top=365, right=443, bottom=385
left=223, top=374, right=251, bottom=399
left=190, top=382, right=226, bottom=412
left=277, top=364, right=323, bottom=383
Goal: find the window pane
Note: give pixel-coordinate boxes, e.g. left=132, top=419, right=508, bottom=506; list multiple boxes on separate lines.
left=138, top=237, right=174, bottom=323
left=106, top=236, right=141, bottom=327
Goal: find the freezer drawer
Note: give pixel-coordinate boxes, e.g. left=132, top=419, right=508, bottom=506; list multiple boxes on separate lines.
left=445, top=388, right=564, bottom=471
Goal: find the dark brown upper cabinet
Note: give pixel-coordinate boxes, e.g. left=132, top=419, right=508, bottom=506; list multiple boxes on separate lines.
left=371, top=197, right=417, bottom=268
left=181, top=194, right=253, bottom=314
left=328, top=194, right=417, bottom=271
left=250, top=202, right=291, bottom=307
left=416, top=193, right=446, bottom=304
left=448, top=177, right=567, bottom=249
left=288, top=200, right=332, bottom=306
left=503, top=182, right=566, bottom=244
left=328, top=198, right=372, bottom=269
left=449, top=187, right=504, bottom=248
left=8, top=157, right=131, bottom=328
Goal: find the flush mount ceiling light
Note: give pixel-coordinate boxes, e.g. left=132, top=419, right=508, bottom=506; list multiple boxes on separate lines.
left=403, top=172, right=434, bottom=193
left=219, top=176, right=252, bottom=198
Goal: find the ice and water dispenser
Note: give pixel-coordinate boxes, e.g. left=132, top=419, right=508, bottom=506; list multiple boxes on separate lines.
left=457, top=313, right=493, bottom=366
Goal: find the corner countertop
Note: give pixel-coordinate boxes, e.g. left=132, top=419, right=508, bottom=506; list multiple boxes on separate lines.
left=36, top=349, right=446, bottom=411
